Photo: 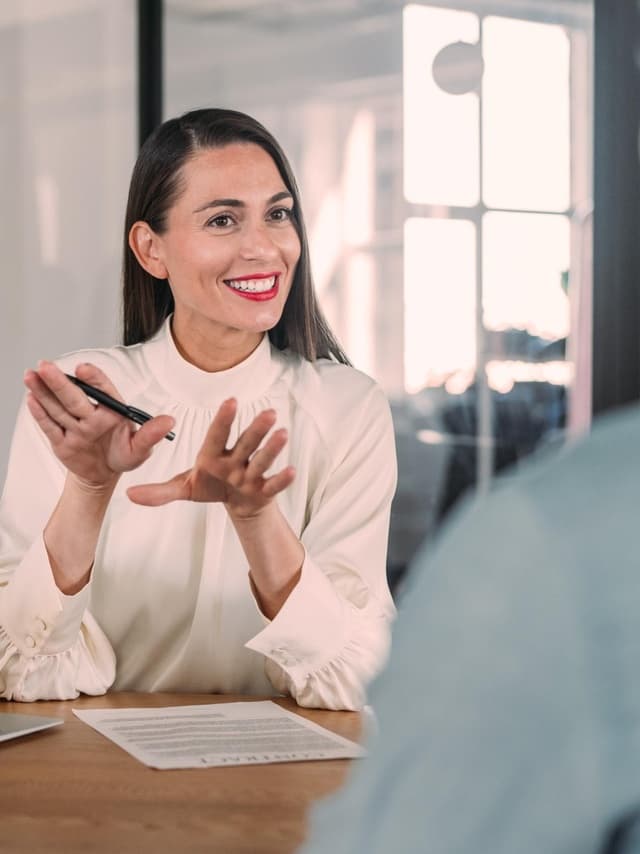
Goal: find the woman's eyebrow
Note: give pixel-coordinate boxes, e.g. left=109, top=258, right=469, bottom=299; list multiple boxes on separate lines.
left=193, top=190, right=293, bottom=214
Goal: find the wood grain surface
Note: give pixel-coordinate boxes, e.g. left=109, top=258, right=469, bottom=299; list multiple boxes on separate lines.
left=0, top=693, right=362, bottom=854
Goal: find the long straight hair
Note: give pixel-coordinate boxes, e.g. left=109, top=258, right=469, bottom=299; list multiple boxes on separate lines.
left=121, top=108, right=350, bottom=365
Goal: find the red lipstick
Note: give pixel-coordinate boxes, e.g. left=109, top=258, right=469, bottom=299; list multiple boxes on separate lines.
left=223, top=272, right=280, bottom=301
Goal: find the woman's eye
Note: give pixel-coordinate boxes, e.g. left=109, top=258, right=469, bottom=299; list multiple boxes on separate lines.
left=206, top=214, right=234, bottom=228
left=268, top=207, right=294, bottom=222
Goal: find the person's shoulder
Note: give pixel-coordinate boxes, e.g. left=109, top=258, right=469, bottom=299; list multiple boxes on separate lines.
left=281, top=349, right=382, bottom=400
left=409, top=401, right=640, bottom=595
left=279, top=350, right=390, bottom=418
left=274, top=349, right=393, bottom=449
left=52, top=339, right=148, bottom=393
left=499, top=401, right=640, bottom=509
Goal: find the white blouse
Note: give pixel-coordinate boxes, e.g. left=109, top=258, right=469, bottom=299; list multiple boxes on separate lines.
left=0, top=318, right=397, bottom=709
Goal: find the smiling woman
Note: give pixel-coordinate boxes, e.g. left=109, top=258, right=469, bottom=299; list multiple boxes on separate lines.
left=0, top=108, right=397, bottom=711
left=128, top=143, right=302, bottom=369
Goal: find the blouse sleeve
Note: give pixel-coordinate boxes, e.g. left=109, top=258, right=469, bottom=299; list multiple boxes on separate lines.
left=0, top=399, right=116, bottom=701
left=246, top=382, right=398, bottom=711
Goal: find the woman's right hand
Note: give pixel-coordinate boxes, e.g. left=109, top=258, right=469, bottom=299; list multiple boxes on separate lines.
left=23, top=361, right=175, bottom=489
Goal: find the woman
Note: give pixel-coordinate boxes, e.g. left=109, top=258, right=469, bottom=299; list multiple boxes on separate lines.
left=0, top=108, right=397, bottom=709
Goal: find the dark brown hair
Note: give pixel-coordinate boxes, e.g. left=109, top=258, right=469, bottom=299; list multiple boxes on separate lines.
left=122, top=108, right=349, bottom=364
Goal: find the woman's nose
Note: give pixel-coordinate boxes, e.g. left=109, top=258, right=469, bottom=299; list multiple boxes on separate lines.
left=238, top=222, right=279, bottom=261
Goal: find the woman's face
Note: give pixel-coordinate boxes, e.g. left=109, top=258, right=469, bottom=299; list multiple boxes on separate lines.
left=147, top=143, right=301, bottom=366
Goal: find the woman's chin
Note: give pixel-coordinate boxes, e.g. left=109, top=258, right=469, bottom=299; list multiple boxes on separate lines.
left=240, top=309, right=285, bottom=334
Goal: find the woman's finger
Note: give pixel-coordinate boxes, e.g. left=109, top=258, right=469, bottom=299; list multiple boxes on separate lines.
left=128, top=415, right=176, bottom=459
left=261, top=466, right=296, bottom=498
left=127, top=469, right=189, bottom=506
left=25, top=392, right=66, bottom=445
left=31, top=361, right=101, bottom=421
left=230, top=409, right=277, bottom=465
left=245, top=428, right=288, bottom=479
left=73, top=361, right=126, bottom=402
left=28, top=361, right=130, bottom=432
left=24, top=369, right=85, bottom=430
left=196, top=398, right=238, bottom=463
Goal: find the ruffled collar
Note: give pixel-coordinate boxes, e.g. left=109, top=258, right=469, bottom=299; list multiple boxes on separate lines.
left=142, top=316, right=282, bottom=408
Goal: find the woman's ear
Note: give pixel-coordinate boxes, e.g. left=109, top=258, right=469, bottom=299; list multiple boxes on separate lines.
left=128, top=221, right=168, bottom=279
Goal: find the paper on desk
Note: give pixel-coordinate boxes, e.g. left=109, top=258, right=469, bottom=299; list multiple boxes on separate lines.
left=73, top=701, right=365, bottom=769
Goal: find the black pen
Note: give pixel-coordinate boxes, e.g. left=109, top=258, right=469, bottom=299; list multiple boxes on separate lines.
left=65, top=374, right=175, bottom=441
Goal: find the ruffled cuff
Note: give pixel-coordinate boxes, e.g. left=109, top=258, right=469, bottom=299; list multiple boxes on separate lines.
left=245, top=550, right=349, bottom=684
left=0, top=611, right=115, bottom=701
left=0, top=535, right=90, bottom=656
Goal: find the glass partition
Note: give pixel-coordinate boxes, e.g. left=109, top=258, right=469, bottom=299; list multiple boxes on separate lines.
left=0, top=0, right=136, bottom=478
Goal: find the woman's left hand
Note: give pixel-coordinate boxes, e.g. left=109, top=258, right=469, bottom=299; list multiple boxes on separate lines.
left=126, top=398, right=295, bottom=519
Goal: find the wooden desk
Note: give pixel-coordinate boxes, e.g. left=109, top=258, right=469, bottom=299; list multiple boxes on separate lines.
left=0, top=693, right=361, bottom=854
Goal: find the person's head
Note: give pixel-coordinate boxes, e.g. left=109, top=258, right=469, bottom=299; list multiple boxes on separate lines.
left=123, top=107, right=348, bottom=365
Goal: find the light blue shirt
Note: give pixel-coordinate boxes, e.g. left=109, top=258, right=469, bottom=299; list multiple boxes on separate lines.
left=301, top=404, right=640, bottom=854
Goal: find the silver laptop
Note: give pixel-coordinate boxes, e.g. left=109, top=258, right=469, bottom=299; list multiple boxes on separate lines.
left=0, top=712, right=63, bottom=743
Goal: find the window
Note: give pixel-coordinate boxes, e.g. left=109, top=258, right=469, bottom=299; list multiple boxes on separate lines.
left=165, top=0, right=593, bottom=586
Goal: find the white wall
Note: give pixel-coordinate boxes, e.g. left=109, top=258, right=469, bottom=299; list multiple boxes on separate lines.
left=0, top=0, right=136, bottom=479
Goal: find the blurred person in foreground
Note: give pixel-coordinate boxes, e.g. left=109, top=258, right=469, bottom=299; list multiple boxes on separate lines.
left=301, top=402, right=640, bottom=854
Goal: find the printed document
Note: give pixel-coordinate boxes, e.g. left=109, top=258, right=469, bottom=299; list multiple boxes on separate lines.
left=73, top=700, right=365, bottom=769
